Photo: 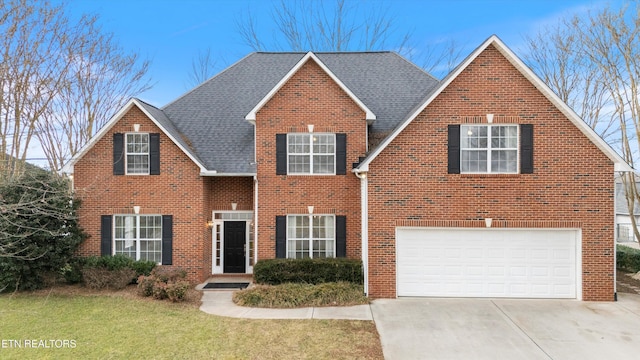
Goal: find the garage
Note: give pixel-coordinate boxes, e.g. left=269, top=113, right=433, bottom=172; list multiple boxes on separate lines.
left=396, top=228, right=580, bottom=299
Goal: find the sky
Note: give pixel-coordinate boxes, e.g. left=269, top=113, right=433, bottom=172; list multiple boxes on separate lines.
left=60, top=0, right=626, bottom=107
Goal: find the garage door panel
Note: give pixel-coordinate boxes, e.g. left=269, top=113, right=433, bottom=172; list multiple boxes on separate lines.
left=396, top=228, right=578, bottom=299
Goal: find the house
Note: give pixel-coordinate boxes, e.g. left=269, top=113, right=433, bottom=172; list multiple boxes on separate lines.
left=64, top=35, right=631, bottom=301
left=615, top=180, right=640, bottom=243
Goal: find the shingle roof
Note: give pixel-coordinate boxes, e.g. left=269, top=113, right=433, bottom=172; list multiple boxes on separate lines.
left=154, top=51, right=438, bottom=174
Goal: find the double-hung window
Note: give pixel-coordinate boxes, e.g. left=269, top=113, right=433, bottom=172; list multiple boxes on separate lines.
left=126, top=133, right=150, bottom=174
left=114, top=215, right=162, bottom=263
left=287, top=134, right=335, bottom=174
left=461, top=125, right=518, bottom=173
left=287, top=215, right=335, bottom=259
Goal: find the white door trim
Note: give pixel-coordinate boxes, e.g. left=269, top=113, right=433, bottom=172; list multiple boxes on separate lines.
left=211, top=211, right=254, bottom=274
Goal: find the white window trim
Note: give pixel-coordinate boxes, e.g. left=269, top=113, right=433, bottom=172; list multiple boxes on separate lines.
left=287, top=133, right=336, bottom=175
left=286, top=214, right=336, bottom=259
left=125, top=132, right=150, bottom=175
left=113, top=214, right=162, bottom=263
left=460, top=124, right=519, bottom=174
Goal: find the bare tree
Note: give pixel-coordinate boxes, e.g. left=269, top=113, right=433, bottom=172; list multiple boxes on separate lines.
left=0, top=0, right=150, bottom=175
left=186, top=47, right=218, bottom=87
left=525, top=2, right=640, bottom=240
left=37, top=13, right=151, bottom=172
left=233, top=0, right=460, bottom=74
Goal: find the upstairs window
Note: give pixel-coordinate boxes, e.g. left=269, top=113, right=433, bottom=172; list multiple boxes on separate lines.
left=460, top=125, right=518, bottom=173
left=287, top=133, right=336, bottom=174
left=126, top=133, right=150, bottom=174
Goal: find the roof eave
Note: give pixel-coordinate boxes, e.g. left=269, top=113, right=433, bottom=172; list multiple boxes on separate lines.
left=356, top=35, right=633, bottom=173
left=62, top=98, right=208, bottom=174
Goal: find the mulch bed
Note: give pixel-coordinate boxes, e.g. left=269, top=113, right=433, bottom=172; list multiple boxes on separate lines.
left=617, top=270, right=640, bottom=295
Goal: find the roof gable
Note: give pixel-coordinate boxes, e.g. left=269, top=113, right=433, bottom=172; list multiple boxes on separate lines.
left=356, top=35, right=632, bottom=173
left=62, top=98, right=207, bottom=173
left=245, top=52, right=376, bottom=124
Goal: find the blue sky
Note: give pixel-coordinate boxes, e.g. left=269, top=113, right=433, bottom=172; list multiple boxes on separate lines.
left=62, top=0, right=625, bottom=107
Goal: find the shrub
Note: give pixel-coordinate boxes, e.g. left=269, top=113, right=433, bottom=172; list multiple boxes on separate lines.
left=132, top=260, right=157, bottom=277
left=253, top=258, right=363, bottom=285
left=233, top=282, right=368, bottom=308
left=0, top=171, right=87, bottom=292
left=166, top=281, right=191, bottom=302
left=617, top=245, right=640, bottom=272
left=137, top=267, right=189, bottom=302
left=82, top=267, right=136, bottom=290
left=60, top=258, right=85, bottom=284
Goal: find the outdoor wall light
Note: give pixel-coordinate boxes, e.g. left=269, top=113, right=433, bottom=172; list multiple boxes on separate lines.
left=206, top=220, right=214, bottom=229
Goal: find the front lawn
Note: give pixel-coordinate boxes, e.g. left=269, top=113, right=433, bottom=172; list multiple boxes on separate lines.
left=0, top=288, right=382, bottom=359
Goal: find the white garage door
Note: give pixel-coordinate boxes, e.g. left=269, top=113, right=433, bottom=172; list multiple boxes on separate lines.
left=396, top=228, right=579, bottom=298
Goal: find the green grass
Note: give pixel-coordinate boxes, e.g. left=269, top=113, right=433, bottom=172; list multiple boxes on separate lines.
left=233, top=282, right=369, bottom=308
left=0, top=290, right=382, bottom=359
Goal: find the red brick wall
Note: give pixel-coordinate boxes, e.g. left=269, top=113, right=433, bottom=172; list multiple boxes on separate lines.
left=367, top=45, right=615, bottom=301
left=74, top=105, right=209, bottom=282
left=255, top=59, right=366, bottom=261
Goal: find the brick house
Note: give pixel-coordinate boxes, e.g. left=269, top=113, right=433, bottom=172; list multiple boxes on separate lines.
left=65, top=35, right=631, bottom=301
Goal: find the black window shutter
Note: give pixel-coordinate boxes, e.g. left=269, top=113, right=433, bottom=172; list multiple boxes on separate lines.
left=336, top=215, right=346, bottom=258
left=276, top=134, right=287, bottom=175
left=520, top=124, right=534, bottom=174
left=113, top=133, right=125, bottom=175
left=149, top=133, right=160, bottom=175
left=447, top=125, right=461, bottom=174
left=336, top=133, right=347, bottom=175
left=101, top=215, right=113, bottom=256
left=275, top=216, right=286, bottom=258
left=162, top=215, right=173, bottom=265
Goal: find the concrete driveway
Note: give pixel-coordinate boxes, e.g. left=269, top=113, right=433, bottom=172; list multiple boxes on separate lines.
left=371, top=293, right=640, bottom=360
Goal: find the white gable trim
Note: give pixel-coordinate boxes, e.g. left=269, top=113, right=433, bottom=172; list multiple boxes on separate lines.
left=62, top=98, right=207, bottom=173
left=356, top=35, right=632, bottom=172
left=245, top=51, right=376, bottom=124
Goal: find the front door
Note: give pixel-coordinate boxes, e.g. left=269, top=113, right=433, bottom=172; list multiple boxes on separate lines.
left=223, top=221, right=246, bottom=273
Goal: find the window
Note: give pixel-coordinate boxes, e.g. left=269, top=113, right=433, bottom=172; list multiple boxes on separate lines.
left=287, top=134, right=335, bottom=174
left=461, top=125, right=518, bottom=173
left=287, top=215, right=335, bottom=259
left=114, top=215, right=162, bottom=263
left=126, top=133, right=149, bottom=174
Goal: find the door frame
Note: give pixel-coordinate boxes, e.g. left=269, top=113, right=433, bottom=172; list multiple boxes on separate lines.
left=212, top=211, right=254, bottom=274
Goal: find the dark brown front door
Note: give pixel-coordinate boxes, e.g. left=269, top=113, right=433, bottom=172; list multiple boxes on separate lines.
left=223, top=221, right=246, bottom=273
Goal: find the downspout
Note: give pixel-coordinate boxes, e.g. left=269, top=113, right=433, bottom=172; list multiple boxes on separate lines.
left=355, top=170, right=368, bottom=296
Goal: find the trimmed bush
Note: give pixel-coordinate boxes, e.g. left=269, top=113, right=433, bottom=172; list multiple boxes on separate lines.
left=617, top=244, right=640, bottom=273
left=81, top=255, right=157, bottom=289
left=60, top=258, right=85, bottom=284
left=233, top=282, right=368, bottom=308
left=137, top=267, right=189, bottom=302
left=253, top=258, right=363, bottom=285
left=82, top=267, right=136, bottom=290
